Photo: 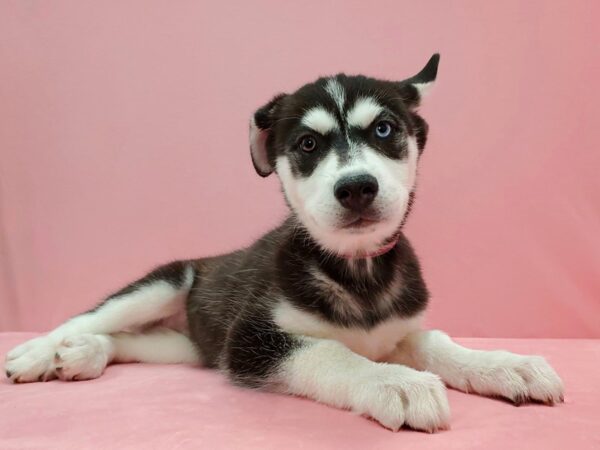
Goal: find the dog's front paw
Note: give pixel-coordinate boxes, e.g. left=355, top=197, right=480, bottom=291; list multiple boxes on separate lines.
left=356, top=366, right=450, bottom=432
left=465, top=352, right=564, bottom=405
left=5, top=336, right=58, bottom=383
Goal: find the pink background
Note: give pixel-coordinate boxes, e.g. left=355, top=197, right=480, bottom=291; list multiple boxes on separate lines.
left=0, top=1, right=598, bottom=337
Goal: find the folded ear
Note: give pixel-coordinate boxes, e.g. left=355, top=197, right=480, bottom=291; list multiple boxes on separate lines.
left=249, top=93, right=287, bottom=177
left=397, top=53, right=440, bottom=109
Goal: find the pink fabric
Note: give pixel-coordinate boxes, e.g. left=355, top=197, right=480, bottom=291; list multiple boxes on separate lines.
left=0, top=1, right=599, bottom=337
left=1, top=334, right=599, bottom=449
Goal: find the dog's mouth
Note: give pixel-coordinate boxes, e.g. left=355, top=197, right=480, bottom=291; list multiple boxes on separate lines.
left=340, top=213, right=383, bottom=231
left=344, top=217, right=378, bottom=229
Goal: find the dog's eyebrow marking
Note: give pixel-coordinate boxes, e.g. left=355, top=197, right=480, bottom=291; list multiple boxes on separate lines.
left=346, top=97, right=384, bottom=129
left=324, top=78, right=346, bottom=113
left=301, top=107, right=340, bottom=135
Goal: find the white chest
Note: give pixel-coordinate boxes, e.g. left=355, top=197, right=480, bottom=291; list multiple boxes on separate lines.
left=273, top=301, right=423, bottom=361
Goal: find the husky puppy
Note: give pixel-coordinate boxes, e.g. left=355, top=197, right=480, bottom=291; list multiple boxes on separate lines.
left=5, top=54, right=564, bottom=432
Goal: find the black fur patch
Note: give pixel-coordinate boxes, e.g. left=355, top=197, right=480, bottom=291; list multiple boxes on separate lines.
left=223, top=308, right=301, bottom=388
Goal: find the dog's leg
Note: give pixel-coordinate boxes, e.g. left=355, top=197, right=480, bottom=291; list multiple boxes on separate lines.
left=389, top=330, right=564, bottom=405
left=223, top=316, right=450, bottom=432
left=53, top=327, right=200, bottom=381
left=5, top=261, right=196, bottom=383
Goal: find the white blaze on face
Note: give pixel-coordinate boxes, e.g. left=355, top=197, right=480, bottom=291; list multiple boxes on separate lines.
left=324, top=78, right=346, bottom=113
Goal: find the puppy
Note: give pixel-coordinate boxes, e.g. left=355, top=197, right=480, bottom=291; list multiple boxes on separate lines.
left=5, top=54, right=564, bottom=432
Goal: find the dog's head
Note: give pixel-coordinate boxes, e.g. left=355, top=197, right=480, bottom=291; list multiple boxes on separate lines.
left=250, top=54, right=439, bottom=257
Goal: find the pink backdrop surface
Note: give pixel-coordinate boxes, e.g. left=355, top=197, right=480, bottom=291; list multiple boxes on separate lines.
left=0, top=1, right=598, bottom=337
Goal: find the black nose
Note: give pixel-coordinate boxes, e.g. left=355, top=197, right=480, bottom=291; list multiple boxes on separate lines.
left=334, top=174, right=379, bottom=211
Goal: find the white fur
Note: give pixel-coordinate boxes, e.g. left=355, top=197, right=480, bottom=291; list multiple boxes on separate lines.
left=276, top=137, right=420, bottom=256
left=413, top=81, right=434, bottom=98
left=346, top=97, right=384, bottom=129
left=391, top=330, right=564, bottom=404
left=111, top=328, right=199, bottom=364
left=278, top=337, right=450, bottom=432
left=5, top=336, right=59, bottom=382
left=54, top=334, right=114, bottom=381
left=273, top=300, right=422, bottom=361
left=50, top=265, right=193, bottom=340
left=7, top=328, right=200, bottom=383
left=324, top=78, right=346, bottom=113
left=301, top=107, right=339, bottom=135
left=5, top=266, right=196, bottom=383
left=364, top=257, right=373, bottom=275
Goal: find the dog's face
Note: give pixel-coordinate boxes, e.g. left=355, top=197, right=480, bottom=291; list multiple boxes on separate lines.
left=250, top=54, right=439, bottom=257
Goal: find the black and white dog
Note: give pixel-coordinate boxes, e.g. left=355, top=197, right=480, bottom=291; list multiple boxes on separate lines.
left=5, top=54, right=564, bottom=432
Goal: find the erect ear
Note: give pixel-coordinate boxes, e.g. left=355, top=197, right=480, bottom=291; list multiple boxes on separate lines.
left=249, top=93, right=287, bottom=177
left=397, top=53, right=440, bottom=109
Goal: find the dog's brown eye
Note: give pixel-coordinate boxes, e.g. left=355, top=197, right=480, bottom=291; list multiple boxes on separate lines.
left=299, top=135, right=317, bottom=152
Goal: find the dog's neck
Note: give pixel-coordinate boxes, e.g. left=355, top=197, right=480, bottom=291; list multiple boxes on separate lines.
left=275, top=216, right=427, bottom=328
left=281, top=216, right=403, bottom=282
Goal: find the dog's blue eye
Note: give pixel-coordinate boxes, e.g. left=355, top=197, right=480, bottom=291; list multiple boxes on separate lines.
left=375, top=121, right=392, bottom=138
left=299, top=135, right=317, bottom=152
